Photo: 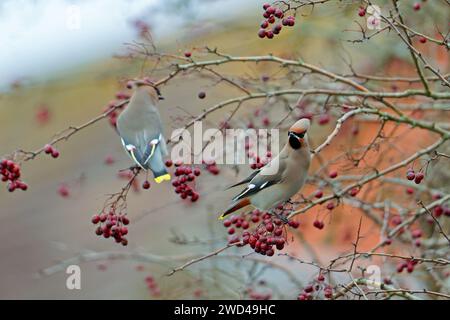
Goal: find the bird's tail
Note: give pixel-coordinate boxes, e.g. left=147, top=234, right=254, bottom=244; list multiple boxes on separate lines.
left=218, top=198, right=251, bottom=220
left=148, top=145, right=171, bottom=183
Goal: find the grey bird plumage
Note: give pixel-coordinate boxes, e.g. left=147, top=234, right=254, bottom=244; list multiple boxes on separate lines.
left=116, top=83, right=171, bottom=183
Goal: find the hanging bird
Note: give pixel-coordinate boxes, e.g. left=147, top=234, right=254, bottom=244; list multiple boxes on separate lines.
left=219, top=118, right=311, bottom=220
left=116, top=81, right=171, bottom=183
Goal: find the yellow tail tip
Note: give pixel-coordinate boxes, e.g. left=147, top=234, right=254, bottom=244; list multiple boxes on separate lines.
left=154, top=174, right=171, bottom=184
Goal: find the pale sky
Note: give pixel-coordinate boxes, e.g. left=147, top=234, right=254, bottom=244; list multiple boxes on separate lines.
left=0, top=0, right=263, bottom=91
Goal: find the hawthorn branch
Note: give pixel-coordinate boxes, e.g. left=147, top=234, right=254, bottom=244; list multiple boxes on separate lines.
left=167, top=243, right=239, bottom=276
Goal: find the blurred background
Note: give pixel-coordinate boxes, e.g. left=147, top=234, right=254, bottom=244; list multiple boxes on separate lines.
left=0, top=0, right=448, bottom=299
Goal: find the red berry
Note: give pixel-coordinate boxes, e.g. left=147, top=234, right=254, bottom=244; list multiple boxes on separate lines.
left=91, top=215, right=100, bottom=224
left=58, top=185, right=69, bottom=197
left=258, top=29, right=266, bottom=39
left=191, top=192, right=199, bottom=202
left=413, top=2, right=421, bottom=11
left=274, top=228, right=282, bottom=236
left=198, top=91, right=206, bottom=99
left=18, top=182, right=28, bottom=191
left=412, top=229, right=422, bottom=238
left=261, top=20, right=269, bottom=28
left=122, top=216, right=130, bottom=225
left=288, top=220, right=299, bottom=228
left=274, top=9, right=283, bottom=18
left=314, top=190, right=323, bottom=198
left=349, top=187, right=359, bottom=197
left=227, top=227, right=235, bottom=235
left=51, top=150, right=60, bottom=158
left=266, top=30, right=274, bottom=39
left=406, top=170, right=415, bottom=180
left=287, top=16, right=295, bottom=26
left=184, top=51, right=192, bottom=58
left=142, top=181, right=150, bottom=189
left=272, top=24, right=282, bottom=34
left=165, top=159, right=173, bottom=167
left=44, top=144, right=53, bottom=154
left=263, top=3, right=271, bottom=10
left=329, top=171, right=338, bottom=179
left=304, top=285, right=314, bottom=293
left=313, top=220, right=324, bottom=230
left=414, top=172, right=424, bottom=184
left=326, top=202, right=335, bottom=210
left=419, top=36, right=427, bottom=43
left=266, top=7, right=275, bottom=15
left=319, top=114, right=330, bottom=125
left=358, top=7, right=366, bottom=17
left=434, top=205, right=443, bottom=217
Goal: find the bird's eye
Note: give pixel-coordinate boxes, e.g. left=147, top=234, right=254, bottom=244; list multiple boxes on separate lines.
left=298, top=132, right=305, bottom=139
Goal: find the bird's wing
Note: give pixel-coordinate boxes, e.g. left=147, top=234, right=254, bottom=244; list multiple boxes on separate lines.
left=119, top=131, right=163, bottom=169
left=232, top=156, right=287, bottom=202
left=225, top=169, right=261, bottom=190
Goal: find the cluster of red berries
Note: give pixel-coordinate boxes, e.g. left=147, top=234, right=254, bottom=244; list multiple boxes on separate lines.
left=258, top=3, right=295, bottom=39
left=223, top=207, right=300, bottom=256
left=298, top=274, right=333, bottom=300
left=406, top=168, right=424, bottom=184
left=44, top=144, right=60, bottom=158
left=168, top=160, right=201, bottom=202
left=1, top=159, right=28, bottom=192
left=91, top=209, right=129, bottom=246
left=145, top=275, right=161, bottom=297
left=396, top=259, right=419, bottom=273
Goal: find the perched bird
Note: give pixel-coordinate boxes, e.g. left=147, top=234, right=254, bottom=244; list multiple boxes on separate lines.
left=116, top=82, right=171, bottom=183
left=219, top=118, right=311, bottom=220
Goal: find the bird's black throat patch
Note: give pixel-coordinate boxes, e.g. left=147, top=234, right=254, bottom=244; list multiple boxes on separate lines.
left=289, top=135, right=302, bottom=149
